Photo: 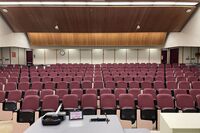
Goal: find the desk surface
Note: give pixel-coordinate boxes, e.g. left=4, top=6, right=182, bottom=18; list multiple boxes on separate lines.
left=24, top=115, right=124, bottom=133
left=161, top=113, right=200, bottom=129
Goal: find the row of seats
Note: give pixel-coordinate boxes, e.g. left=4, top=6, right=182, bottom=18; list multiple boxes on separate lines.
left=2, top=74, right=200, bottom=82
left=1, top=92, right=200, bottom=125
left=2, top=87, right=200, bottom=102
left=1, top=80, right=200, bottom=92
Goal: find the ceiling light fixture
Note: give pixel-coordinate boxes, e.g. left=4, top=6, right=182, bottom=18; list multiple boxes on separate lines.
left=186, top=9, right=192, bottom=13
left=0, top=1, right=198, bottom=6
left=136, top=25, right=141, bottom=30
left=2, top=8, right=8, bottom=13
left=54, top=25, right=59, bottom=30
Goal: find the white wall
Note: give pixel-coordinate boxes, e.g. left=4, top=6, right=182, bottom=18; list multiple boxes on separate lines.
left=150, top=49, right=161, bottom=63
left=18, top=48, right=26, bottom=65
left=115, top=49, right=126, bottom=63
left=32, top=48, right=161, bottom=65
left=56, top=49, right=69, bottom=63
left=127, top=49, right=138, bottom=63
left=0, top=16, right=30, bottom=48
left=92, top=49, right=103, bottom=64
left=165, top=7, right=200, bottom=48
left=104, top=49, right=115, bottom=63
left=138, top=49, right=149, bottom=63
left=2, top=48, right=10, bottom=64
left=178, top=47, right=199, bottom=64
left=69, top=49, right=80, bottom=63
left=10, top=47, right=19, bottom=64
left=33, top=49, right=45, bottom=65
left=81, top=49, right=92, bottom=64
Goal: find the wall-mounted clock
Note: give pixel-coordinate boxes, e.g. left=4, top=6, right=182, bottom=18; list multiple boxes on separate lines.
left=60, top=49, right=65, bottom=56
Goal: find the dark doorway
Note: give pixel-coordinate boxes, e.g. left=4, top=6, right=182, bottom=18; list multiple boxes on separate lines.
left=161, top=50, right=167, bottom=64
left=170, top=48, right=179, bottom=64
left=26, top=51, right=33, bottom=66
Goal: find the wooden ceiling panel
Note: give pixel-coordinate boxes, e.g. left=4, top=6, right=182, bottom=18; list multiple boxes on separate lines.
left=0, top=0, right=199, bottom=2
left=0, top=6, right=196, bottom=32
left=28, top=32, right=167, bottom=46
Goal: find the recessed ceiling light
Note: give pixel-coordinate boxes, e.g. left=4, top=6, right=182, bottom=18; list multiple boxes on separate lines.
left=136, top=25, right=141, bottom=30
left=2, top=9, right=8, bottom=13
left=54, top=25, right=59, bottom=30
left=186, top=9, right=192, bottom=13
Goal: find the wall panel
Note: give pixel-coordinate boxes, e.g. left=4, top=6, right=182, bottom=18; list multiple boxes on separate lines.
left=150, top=49, right=161, bottom=63
left=18, top=48, right=26, bottom=65
left=81, top=49, right=92, bottom=64
left=33, top=49, right=45, bottom=65
left=115, top=49, right=127, bottom=63
left=57, top=49, right=69, bottom=64
left=127, top=49, right=137, bottom=63
left=138, top=49, right=149, bottom=63
left=45, top=49, right=56, bottom=64
left=92, top=49, right=103, bottom=64
left=2, top=48, right=10, bottom=64
left=104, top=49, right=115, bottom=63
left=10, top=47, right=19, bottom=64
left=69, top=49, right=80, bottom=63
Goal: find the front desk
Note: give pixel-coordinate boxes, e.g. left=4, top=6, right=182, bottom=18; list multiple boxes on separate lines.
left=160, top=113, right=200, bottom=133
left=24, top=115, right=150, bottom=133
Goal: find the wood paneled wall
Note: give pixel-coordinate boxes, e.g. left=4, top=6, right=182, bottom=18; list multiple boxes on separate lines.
left=28, top=32, right=166, bottom=46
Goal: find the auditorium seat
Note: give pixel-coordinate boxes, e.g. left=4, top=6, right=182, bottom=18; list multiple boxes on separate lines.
left=44, top=82, right=55, bottom=90
left=117, top=81, right=128, bottom=88
left=166, top=76, right=176, bottom=82
left=70, top=81, right=81, bottom=90
left=141, top=81, right=152, bottom=90
left=196, top=95, right=200, bottom=111
left=93, top=81, right=104, bottom=89
left=24, top=90, right=39, bottom=97
left=31, top=82, right=43, bottom=91
left=189, top=89, right=200, bottom=102
left=158, top=89, right=171, bottom=95
left=4, top=82, right=17, bottom=92
left=19, top=77, right=29, bottom=83
left=119, top=94, right=136, bottom=124
left=0, top=91, right=5, bottom=103
left=63, top=94, right=79, bottom=115
left=178, top=81, right=190, bottom=90
left=17, top=95, right=40, bottom=125
left=3, top=90, right=22, bottom=111
left=114, top=88, right=127, bottom=104
left=18, top=82, right=30, bottom=92
left=191, top=81, right=200, bottom=89
left=82, top=94, right=97, bottom=115
left=100, top=88, right=112, bottom=95
left=166, top=81, right=177, bottom=90
left=55, top=89, right=68, bottom=101
left=82, top=81, right=93, bottom=90
left=71, top=89, right=83, bottom=102
left=85, top=89, right=97, bottom=95
left=187, top=76, right=198, bottom=82
left=157, top=94, right=177, bottom=112
left=154, top=81, right=165, bottom=90
left=105, top=81, right=116, bottom=89
left=39, top=95, right=59, bottom=117
left=57, top=81, right=68, bottom=89
left=138, top=94, right=157, bottom=123
left=31, top=77, right=41, bottom=83
left=176, top=94, right=197, bottom=112
left=143, top=89, right=157, bottom=100
left=129, top=81, right=140, bottom=88
left=40, top=89, right=54, bottom=100
left=100, top=94, right=116, bottom=115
